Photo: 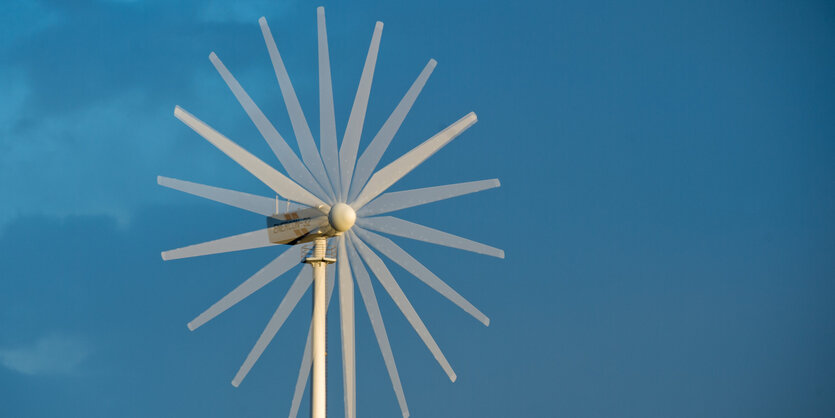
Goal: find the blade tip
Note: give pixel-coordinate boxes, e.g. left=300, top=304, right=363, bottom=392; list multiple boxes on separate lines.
left=428, top=58, right=437, bottom=67
left=156, top=175, right=163, bottom=185
left=231, top=379, right=241, bottom=387
left=376, top=21, right=384, bottom=29
left=186, top=322, right=197, bottom=331
left=258, top=16, right=267, bottom=25
left=161, top=252, right=170, bottom=261
left=173, top=105, right=188, bottom=119
left=450, top=373, right=457, bottom=382
left=482, top=316, right=491, bottom=327
left=317, top=6, right=324, bottom=13
left=492, top=178, right=501, bottom=188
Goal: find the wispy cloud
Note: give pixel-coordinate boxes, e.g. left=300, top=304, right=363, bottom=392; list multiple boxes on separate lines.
left=0, top=81, right=174, bottom=227
left=0, top=334, right=90, bottom=376
left=0, top=0, right=307, bottom=228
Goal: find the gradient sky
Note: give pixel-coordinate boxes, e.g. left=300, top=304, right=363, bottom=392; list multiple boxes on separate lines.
left=1, top=0, right=834, bottom=417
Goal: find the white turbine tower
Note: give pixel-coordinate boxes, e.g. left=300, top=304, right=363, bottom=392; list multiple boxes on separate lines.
left=160, top=7, right=503, bottom=418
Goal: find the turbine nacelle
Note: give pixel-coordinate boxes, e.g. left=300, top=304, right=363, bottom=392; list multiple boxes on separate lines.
left=264, top=202, right=355, bottom=244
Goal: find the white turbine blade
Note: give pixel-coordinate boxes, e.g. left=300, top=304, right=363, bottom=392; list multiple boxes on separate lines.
left=339, top=22, right=383, bottom=201
left=259, top=17, right=335, bottom=201
left=157, top=176, right=276, bottom=217
left=337, top=236, right=356, bottom=418
left=208, top=52, right=330, bottom=202
left=161, top=228, right=274, bottom=261
left=347, top=60, right=436, bottom=202
left=317, top=7, right=341, bottom=196
left=174, top=106, right=328, bottom=211
left=350, top=112, right=477, bottom=209
left=289, top=266, right=336, bottom=418
left=345, top=234, right=409, bottom=417
left=350, top=233, right=456, bottom=382
left=232, top=265, right=313, bottom=387
left=353, top=226, right=489, bottom=326
left=357, top=178, right=500, bottom=217
left=289, top=327, right=313, bottom=418
left=289, top=329, right=312, bottom=418
left=187, top=246, right=299, bottom=331
left=357, top=216, right=505, bottom=259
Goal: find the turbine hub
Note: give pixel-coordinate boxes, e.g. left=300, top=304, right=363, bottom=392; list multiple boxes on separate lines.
left=328, top=203, right=356, bottom=232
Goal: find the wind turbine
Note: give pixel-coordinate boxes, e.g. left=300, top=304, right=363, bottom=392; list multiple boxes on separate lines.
left=160, top=7, right=503, bottom=418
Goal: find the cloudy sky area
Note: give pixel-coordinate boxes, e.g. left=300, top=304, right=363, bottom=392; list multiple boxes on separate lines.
left=1, top=0, right=834, bottom=417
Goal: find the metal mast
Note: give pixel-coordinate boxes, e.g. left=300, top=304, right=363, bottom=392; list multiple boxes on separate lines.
left=303, top=237, right=335, bottom=418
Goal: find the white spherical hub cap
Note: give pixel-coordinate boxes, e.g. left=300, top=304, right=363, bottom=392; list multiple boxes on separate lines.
left=328, top=203, right=356, bottom=232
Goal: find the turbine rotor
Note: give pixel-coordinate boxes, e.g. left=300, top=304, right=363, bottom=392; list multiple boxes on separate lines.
left=328, top=202, right=357, bottom=232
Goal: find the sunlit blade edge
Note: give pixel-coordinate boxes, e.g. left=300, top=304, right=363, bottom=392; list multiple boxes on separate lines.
left=351, top=233, right=456, bottom=381
left=161, top=228, right=274, bottom=261
left=316, top=7, right=341, bottom=197
left=353, top=226, right=489, bottom=326
left=173, top=106, right=328, bottom=210
left=339, top=21, right=383, bottom=201
left=347, top=59, right=436, bottom=203
left=231, top=265, right=313, bottom=386
left=157, top=175, right=276, bottom=217
left=350, top=112, right=477, bottom=209
left=357, top=178, right=500, bottom=217
left=337, top=236, right=356, bottom=418
left=208, top=52, right=330, bottom=202
left=187, top=245, right=298, bottom=330
left=357, top=216, right=505, bottom=259
left=345, top=233, right=410, bottom=417
left=259, top=17, right=335, bottom=201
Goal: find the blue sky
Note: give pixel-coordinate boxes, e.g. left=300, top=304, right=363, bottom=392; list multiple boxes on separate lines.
left=1, top=0, right=834, bottom=417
